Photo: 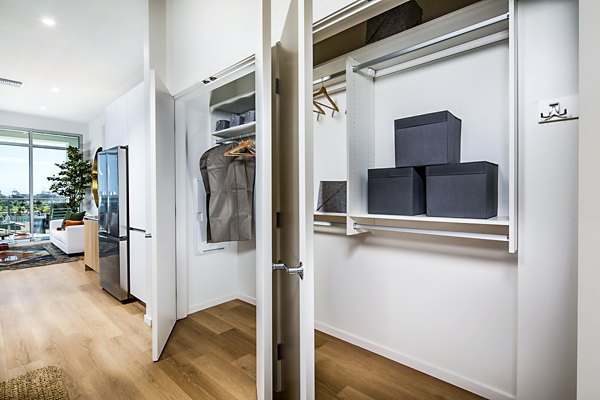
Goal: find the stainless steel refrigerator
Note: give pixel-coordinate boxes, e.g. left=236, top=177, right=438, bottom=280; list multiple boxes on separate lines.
left=97, top=146, right=131, bottom=302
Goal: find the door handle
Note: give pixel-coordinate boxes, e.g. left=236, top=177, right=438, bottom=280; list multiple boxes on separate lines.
left=273, top=261, right=304, bottom=280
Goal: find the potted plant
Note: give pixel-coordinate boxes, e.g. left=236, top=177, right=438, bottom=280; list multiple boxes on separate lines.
left=48, top=146, right=93, bottom=213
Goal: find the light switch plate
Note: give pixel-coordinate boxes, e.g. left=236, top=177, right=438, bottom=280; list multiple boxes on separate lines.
left=538, top=95, right=579, bottom=124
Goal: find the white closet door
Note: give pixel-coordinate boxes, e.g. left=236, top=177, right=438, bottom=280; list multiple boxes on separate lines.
left=274, top=0, right=315, bottom=398
left=256, top=0, right=274, bottom=398
left=149, top=70, right=177, bottom=361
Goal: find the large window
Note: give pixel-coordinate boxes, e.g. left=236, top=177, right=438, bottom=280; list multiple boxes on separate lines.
left=0, top=127, right=82, bottom=241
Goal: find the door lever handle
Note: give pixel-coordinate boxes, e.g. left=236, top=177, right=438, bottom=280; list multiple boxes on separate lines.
left=273, top=261, right=304, bottom=280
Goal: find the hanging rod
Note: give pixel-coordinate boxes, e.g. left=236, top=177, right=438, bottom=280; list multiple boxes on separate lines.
left=215, top=131, right=256, bottom=144
left=353, top=223, right=509, bottom=242
left=352, top=12, right=510, bottom=73
left=313, top=70, right=346, bottom=86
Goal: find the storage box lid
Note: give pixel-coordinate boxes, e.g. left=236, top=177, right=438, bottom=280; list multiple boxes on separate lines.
left=394, top=110, right=460, bottom=130
left=368, top=167, right=418, bottom=178
left=426, top=161, right=497, bottom=176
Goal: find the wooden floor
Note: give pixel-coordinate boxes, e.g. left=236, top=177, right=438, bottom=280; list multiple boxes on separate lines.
left=0, top=261, right=483, bottom=400
left=315, top=332, right=483, bottom=400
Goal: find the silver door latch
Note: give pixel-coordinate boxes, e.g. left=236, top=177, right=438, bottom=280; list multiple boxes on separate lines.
left=273, top=261, right=304, bottom=280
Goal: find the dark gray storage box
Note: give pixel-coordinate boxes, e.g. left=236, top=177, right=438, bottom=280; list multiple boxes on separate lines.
left=317, top=181, right=346, bottom=213
left=215, top=120, right=230, bottom=131
left=368, top=167, right=425, bottom=215
left=230, top=114, right=245, bottom=127
left=426, top=161, right=498, bottom=219
left=366, top=0, right=423, bottom=44
left=244, top=109, right=256, bottom=123
left=394, top=110, right=461, bottom=167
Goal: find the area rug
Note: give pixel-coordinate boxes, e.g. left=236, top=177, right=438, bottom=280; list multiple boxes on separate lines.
left=0, top=243, right=82, bottom=272
left=0, top=365, right=69, bottom=400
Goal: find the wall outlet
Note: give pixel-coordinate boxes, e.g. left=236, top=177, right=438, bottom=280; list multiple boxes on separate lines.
left=538, top=95, right=579, bottom=124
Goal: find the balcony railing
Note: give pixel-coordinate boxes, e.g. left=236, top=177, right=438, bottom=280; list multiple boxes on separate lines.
left=0, top=197, right=67, bottom=238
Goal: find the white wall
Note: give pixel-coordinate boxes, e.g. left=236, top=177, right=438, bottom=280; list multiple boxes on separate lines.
left=516, top=1, right=578, bottom=399
left=314, top=233, right=517, bottom=399
left=578, top=1, right=600, bottom=398
left=0, top=109, right=88, bottom=138
left=166, top=0, right=355, bottom=95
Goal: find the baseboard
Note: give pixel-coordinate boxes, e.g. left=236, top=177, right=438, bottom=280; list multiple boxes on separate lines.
left=237, top=294, right=256, bottom=306
left=188, top=293, right=239, bottom=314
left=144, top=314, right=152, bottom=327
left=315, top=321, right=515, bottom=400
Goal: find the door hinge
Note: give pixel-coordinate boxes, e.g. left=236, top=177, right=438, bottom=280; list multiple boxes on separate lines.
left=276, top=212, right=282, bottom=228
left=275, top=78, right=280, bottom=94
left=277, top=343, right=284, bottom=360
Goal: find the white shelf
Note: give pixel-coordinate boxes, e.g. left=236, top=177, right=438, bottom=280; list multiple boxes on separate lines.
left=210, top=91, right=255, bottom=114
left=350, top=213, right=509, bottom=227
left=211, top=121, right=256, bottom=139
left=314, top=211, right=347, bottom=217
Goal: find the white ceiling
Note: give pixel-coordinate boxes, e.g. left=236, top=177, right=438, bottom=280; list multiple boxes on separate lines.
left=0, top=0, right=145, bottom=123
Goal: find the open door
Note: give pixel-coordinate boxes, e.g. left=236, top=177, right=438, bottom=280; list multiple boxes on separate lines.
left=273, top=0, right=315, bottom=398
left=148, top=70, right=177, bottom=361
left=257, top=0, right=274, bottom=398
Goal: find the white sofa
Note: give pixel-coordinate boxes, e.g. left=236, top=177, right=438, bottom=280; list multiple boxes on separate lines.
left=49, top=219, right=84, bottom=255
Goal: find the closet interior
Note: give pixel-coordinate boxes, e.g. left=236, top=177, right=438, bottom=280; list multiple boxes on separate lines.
left=312, top=0, right=515, bottom=397
left=176, top=60, right=258, bottom=391
left=313, top=0, right=515, bottom=247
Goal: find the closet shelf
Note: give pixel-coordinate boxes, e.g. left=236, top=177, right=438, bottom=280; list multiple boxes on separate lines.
left=210, top=91, right=255, bottom=114
left=211, top=121, right=256, bottom=139
left=350, top=213, right=509, bottom=227
left=314, top=211, right=347, bottom=217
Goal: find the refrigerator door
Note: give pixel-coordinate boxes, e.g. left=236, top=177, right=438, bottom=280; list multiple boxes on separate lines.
left=99, top=233, right=130, bottom=301
left=97, top=151, right=109, bottom=235
left=106, top=149, right=120, bottom=237
left=117, top=147, right=129, bottom=238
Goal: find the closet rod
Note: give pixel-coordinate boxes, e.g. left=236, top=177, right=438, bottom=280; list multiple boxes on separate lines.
left=313, top=70, right=346, bottom=86
left=215, top=131, right=256, bottom=144
left=352, top=12, right=509, bottom=73
left=353, top=223, right=509, bottom=242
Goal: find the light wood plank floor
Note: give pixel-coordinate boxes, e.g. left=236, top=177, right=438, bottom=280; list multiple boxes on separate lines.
left=0, top=261, right=483, bottom=399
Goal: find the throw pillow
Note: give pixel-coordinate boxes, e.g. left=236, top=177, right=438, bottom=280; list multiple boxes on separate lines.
left=69, top=211, right=86, bottom=221
left=64, top=220, right=84, bottom=228
left=61, top=211, right=72, bottom=229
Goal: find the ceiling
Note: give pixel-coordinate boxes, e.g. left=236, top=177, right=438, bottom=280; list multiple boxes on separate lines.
left=0, top=0, right=145, bottom=123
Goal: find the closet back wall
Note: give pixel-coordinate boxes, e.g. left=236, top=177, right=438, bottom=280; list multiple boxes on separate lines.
left=314, top=42, right=517, bottom=400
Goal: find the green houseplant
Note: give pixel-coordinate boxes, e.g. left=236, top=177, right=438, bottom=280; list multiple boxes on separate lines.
left=48, top=146, right=93, bottom=213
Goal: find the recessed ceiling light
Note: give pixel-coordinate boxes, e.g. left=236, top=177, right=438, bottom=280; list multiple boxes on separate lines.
left=0, top=77, right=23, bottom=88
left=51, top=87, right=60, bottom=93
left=40, top=106, right=47, bottom=111
left=41, top=17, right=56, bottom=27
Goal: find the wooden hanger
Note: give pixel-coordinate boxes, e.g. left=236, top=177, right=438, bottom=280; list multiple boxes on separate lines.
left=313, top=101, right=326, bottom=120
left=313, top=84, right=339, bottom=117
left=224, top=140, right=256, bottom=157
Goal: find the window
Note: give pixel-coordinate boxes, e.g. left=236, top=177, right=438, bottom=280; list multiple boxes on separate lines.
left=0, top=127, right=82, bottom=241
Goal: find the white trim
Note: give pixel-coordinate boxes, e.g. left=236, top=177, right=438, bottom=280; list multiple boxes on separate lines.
left=188, top=293, right=239, bottom=315
left=144, top=314, right=152, bottom=327
left=237, top=294, right=257, bottom=306
left=315, top=321, right=516, bottom=400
